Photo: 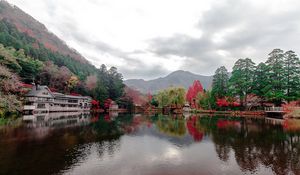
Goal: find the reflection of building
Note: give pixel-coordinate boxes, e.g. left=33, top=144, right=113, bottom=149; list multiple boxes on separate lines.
left=109, top=101, right=119, bottom=111
left=23, top=85, right=92, bottom=114
left=23, top=112, right=91, bottom=128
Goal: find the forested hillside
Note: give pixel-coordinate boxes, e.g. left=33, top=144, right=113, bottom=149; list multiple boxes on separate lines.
left=0, top=1, right=125, bottom=117
left=0, top=1, right=87, bottom=63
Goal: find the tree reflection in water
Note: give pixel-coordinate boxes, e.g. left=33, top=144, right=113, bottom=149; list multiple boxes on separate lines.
left=0, top=113, right=300, bottom=175
left=198, top=116, right=300, bottom=175
left=154, top=115, right=187, bottom=137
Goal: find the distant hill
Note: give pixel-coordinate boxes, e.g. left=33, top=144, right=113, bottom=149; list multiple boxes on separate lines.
left=124, top=70, right=213, bottom=94
left=0, top=1, right=87, bottom=63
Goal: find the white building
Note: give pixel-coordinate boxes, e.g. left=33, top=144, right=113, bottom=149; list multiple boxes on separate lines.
left=23, top=85, right=92, bottom=114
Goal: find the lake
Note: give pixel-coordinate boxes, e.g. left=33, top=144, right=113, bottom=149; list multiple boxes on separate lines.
left=0, top=112, right=299, bottom=175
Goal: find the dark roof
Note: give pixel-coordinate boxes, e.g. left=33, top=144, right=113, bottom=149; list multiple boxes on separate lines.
left=26, top=85, right=91, bottom=100
left=26, top=85, right=53, bottom=97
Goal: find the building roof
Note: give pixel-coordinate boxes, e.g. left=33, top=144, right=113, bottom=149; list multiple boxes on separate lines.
left=26, top=85, right=91, bottom=100
left=26, top=85, right=54, bottom=98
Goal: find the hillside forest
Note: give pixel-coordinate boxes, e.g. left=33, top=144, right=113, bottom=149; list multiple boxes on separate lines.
left=0, top=19, right=126, bottom=117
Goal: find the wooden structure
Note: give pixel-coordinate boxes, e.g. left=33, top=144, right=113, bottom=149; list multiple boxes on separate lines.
left=265, top=107, right=285, bottom=118
left=23, top=85, right=92, bottom=114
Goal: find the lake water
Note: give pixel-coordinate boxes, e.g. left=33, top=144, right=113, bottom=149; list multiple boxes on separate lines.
left=0, top=112, right=299, bottom=175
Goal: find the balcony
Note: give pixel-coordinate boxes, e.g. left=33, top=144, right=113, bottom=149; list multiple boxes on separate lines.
left=24, top=105, right=35, bottom=110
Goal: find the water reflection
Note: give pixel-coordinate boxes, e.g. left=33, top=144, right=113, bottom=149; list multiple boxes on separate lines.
left=0, top=113, right=299, bottom=175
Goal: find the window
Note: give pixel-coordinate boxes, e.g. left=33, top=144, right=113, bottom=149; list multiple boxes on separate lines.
left=37, top=104, right=46, bottom=109
left=25, top=102, right=34, bottom=105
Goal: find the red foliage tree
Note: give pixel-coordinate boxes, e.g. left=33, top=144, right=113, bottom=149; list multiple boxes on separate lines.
left=91, top=99, right=100, bottom=110
left=104, top=98, right=113, bottom=109
left=282, top=101, right=298, bottom=114
left=186, top=80, right=204, bottom=108
left=124, top=86, right=147, bottom=105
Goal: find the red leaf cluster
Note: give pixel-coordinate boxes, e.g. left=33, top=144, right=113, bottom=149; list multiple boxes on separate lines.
left=282, top=101, right=298, bottom=113
left=216, top=98, right=229, bottom=107
left=216, top=98, right=240, bottom=107
left=91, top=99, right=101, bottom=110
left=186, top=80, right=204, bottom=108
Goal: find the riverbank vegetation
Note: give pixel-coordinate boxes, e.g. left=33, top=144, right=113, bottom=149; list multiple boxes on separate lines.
left=150, top=48, right=300, bottom=115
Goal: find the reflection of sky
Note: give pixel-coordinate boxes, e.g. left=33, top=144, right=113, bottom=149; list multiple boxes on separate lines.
left=63, top=133, right=273, bottom=175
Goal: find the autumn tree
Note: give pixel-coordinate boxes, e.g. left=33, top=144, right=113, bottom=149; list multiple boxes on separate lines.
left=0, top=65, right=22, bottom=115
left=85, top=75, right=97, bottom=90
left=186, top=80, right=204, bottom=108
left=124, top=86, right=147, bottom=105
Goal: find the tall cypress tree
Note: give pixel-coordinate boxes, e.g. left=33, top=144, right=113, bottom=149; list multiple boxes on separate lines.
left=283, top=50, right=300, bottom=102
left=252, top=63, right=269, bottom=97
left=211, top=66, right=229, bottom=98
left=265, top=49, right=285, bottom=105
left=229, top=58, right=255, bottom=108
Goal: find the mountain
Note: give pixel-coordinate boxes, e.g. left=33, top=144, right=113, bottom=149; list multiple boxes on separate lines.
left=0, top=0, right=125, bottom=115
left=124, top=70, right=213, bottom=94
left=0, top=1, right=87, bottom=63
left=0, top=0, right=100, bottom=81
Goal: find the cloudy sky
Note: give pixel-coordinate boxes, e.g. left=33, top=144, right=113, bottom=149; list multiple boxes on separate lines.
left=7, top=0, right=300, bottom=80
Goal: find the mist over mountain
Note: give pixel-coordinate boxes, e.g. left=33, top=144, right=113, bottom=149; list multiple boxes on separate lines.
left=124, top=70, right=213, bottom=94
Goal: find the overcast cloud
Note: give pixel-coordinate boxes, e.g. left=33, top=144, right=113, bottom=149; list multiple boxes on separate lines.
left=7, top=0, right=300, bottom=80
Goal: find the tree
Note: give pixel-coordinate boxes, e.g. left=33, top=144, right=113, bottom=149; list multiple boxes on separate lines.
left=124, top=86, right=147, bottom=105
left=283, top=50, right=300, bottom=102
left=265, top=49, right=285, bottom=105
left=186, top=80, right=204, bottom=108
left=197, top=91, right=215, bottom=110
left=252, top=63, right=269, bottom=106
left=0, top=65, right=22, bottom=115
left=68, top=75, right=79, bottom=92
left=107, top=66, right=124, bottom=100
left=212, top=66, right=229, bottom=98
left=155, top=87, right=186, bottom=107
left=229, top=58, right=255, bottom=108
left=85, top=75, right=97, bottom=90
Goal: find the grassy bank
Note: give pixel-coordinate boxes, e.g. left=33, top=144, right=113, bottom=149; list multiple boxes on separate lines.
left=0, top=111, right=22, bottom=127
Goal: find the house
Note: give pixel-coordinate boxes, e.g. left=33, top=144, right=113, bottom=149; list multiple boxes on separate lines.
left=23, top=84, right=92, bottom=114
